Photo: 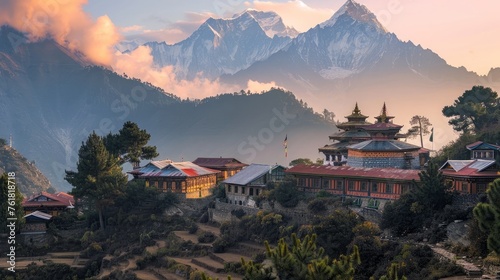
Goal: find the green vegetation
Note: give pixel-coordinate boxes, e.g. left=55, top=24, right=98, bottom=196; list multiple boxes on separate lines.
left=473, top=179, right=500, bottom=254
left=442, top=85, right=500, bottom=134
left=381, top=161, right=452, bottom=236
left=65, top=132, right=128, bottom=230
left=406, top=115, right=432, bottom=148
left=103, top=121, right=158, bottom=168
left=268, top=179, right=304, bottom=208
left=289, top=158, right=314, bottom=166
left=247, top=233, right=360, bottom=280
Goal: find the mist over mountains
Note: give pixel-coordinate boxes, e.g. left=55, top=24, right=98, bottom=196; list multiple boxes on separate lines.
left=126, top=0, right=498, bottom=149
left=0, top=26, right=333, bottom=191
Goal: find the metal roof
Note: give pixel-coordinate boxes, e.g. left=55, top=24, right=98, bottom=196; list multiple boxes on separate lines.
left=223, top=164, right=283, bottom=185
left=440, top=159, right=498, bottom=177
left=192, top=157, right=247, bottom=169
left=24, top=211, right=52, bottom=220
left=137, top=161, right=220, bottom=178
left=150, top=159, right=173, bottom=169
left=286, top=164, right=420, bottom=181
left=466, top=141, right=500, bottom=151
left=348, top=140, right=420, bottom=151
left=23, top=192, right=75, bottom=208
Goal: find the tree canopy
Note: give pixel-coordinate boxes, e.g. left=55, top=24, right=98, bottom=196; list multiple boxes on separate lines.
left=406, top=115, right=432, bottom=148
left=242, top=233, right=360, bottom=280
left=104, top=121, right=158, bottom=168
left=382, top=161, right=452, bottom=235
left=65, top=132, right=127, bottom=230
left=473, top=179, right=500, bottom=254
left=289, top=158, right=314, bottom=166
left=442, top=86, right=500, bottom=134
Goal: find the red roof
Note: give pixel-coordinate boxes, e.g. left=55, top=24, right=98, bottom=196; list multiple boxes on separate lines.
left=286, top=164, right=420, bottom=181
left=22, top=192, right=74, bottom=208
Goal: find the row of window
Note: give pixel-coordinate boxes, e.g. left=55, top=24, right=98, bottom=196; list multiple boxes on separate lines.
left=298, top=177, right=409, bottom=194
left=227, top=185, right=260, bottom=196
left=472, top=150, right=494, bottom=159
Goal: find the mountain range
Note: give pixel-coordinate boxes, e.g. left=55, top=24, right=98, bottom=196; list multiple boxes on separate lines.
left=0, top=26, right=333, bottom=191
left=126, top=0, right=499, bottom=151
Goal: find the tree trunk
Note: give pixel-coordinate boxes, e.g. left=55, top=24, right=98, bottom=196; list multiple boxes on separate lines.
left=418, top=118, right=423, bottom=148
left=98, top=208, right=105, bottom=230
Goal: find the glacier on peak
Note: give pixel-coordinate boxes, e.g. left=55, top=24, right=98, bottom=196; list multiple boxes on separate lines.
left=319, top=0, right=387, bottom=33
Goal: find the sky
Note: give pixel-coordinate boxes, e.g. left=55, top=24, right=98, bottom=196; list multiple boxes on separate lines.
left=83, top=0, right=500, bottom=76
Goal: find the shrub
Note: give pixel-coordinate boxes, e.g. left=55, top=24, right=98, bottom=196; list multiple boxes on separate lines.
left=197, top=231, right=216, bottom=243
left=308, top=199, right=327, bottom=214
left=231, top=208, right=246, bottom=218
left=188, top=223, right=199, bottom=234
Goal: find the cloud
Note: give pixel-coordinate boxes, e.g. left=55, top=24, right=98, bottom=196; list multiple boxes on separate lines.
left=0, top=0, right=121, bottom=65
left=122, top=11, right=215, bottom=44
left=246, top=80, right=282, bottom=93
left=120, top=25, right=144, bottom=33
left=112, top=46, right=239, bottom=100
left=246, top=0, right=333, bottom=32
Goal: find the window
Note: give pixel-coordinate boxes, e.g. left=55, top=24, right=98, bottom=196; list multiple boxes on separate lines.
left=336, top=180, right=344, bottom=190
left=371, top=183, right=378, bottom=193
left=360, top=182, right=368, bottom=192
left=313, top=178, right=321, bottom=188
left=348, top=181, right=355, bottom=191
left=353, top=198, right=362, bottom=207
left=461, top=182, right=469, bottom=193
left=385, top=183, right=393, bottom=194
left=227, top=185, right=232, bottom=193
left=235, top=186, right=239, bottom=193
left=242, top=187, right=245, bottom=194
left=298, top=178, right=306, bottom=186
left=322, top=179, right=330, bottom=189
left=477, top=183, right=487, bottom=193
left=249, top=188, right=254, bottom=196
left=401, top=184, right=409, bottom=194
left=367, top=199, right=380, bottom=209
left=256, top=189, right=260, bottom=196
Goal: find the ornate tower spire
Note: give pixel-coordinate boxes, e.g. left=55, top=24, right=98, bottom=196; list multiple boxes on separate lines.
left=375, top=102, right=394, bottom=123
left=353, top=102, right=361, bottom=115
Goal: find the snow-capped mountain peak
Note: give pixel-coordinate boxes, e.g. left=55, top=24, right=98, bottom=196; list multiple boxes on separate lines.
left=319, top=0, right=387, bottom=32
left=233, top=9, right=299, bottom=38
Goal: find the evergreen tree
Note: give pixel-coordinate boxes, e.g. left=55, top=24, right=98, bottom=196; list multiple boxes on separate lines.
left=65, top=132, right=127, bottom=230
left=104, top=121, right=159, bottom=168
left=0, top=173, right=24, bottom=233
left=406, top=115, right=432, bottom=148
left=411, top=161, right=452, bottom=213
left=242, top=233, right=360, bottom=280
left=473, top=179, right=500, bottom=254
left=442, top=86, right=500, bottom=134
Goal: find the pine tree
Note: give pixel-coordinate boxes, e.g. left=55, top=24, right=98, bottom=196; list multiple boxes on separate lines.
left=65, top=132, right=127, bottom=230
left=242, top=233, right=360, bottom=280
left=104, top=121, right=158, bottom=168
left=473, top=179, right=500, bottom=254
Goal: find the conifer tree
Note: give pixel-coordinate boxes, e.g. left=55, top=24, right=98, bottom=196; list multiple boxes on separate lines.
left=473, top=179, right=500, bottom=254
left=104, top=121, right=158, bottom=168
left=241, top=233, right=360, bottom=280
left=65, top=132, right=127, bottom=230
